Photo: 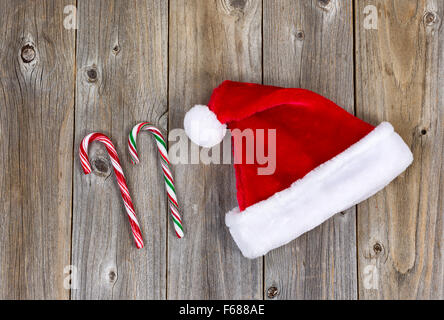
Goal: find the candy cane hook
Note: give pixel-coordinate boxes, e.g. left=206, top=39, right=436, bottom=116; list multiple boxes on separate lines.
left=128, top=123, right=184, bottom=238
left=79, top=133, right=144, bottom=249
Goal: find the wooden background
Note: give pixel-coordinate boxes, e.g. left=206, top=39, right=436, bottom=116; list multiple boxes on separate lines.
left=0, top=0, right=442, bottom=300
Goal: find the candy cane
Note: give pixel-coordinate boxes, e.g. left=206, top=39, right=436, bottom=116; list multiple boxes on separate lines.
left=79, top=133, right=144, bottom=249
left=128, top=123, right=184, bottom=238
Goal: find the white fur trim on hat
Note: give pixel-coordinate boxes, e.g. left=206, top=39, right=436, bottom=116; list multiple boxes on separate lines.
left=225, top=122, right=414, bottom=259
left=184, top=105, right=227, bottom=148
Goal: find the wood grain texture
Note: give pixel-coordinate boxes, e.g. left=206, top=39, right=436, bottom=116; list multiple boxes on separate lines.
left=72, top=0, right=168, bottom=299
left=167, top=0, right=263, bottom=299
left=0, top=0, right=442, bottom=300
left=263, top=0, right=358, bottom=299
left=355, top=0, right=443, bottom=299
left=0, top=0, right=74, bottom=299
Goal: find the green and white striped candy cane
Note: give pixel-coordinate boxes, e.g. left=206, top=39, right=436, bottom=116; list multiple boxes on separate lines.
left=128, top=122, right=184, bottom=238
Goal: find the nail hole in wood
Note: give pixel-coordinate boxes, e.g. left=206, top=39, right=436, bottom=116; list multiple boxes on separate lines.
left=267, top=286, right=279, bottom=299
left=21, top=44, right=36, bottom=63
left=421, top=129, right=427, bottom=135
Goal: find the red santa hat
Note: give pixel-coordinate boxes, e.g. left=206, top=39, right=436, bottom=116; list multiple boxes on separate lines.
left=184, top=80, right=413, bottom=259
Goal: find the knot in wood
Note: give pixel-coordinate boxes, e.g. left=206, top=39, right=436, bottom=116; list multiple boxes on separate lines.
left=267, top=286, right=279, bottom=299
left=228, top=0, right=246, bottom=11
left=318, top=0, right=332, bottom=10
left=424, top=11, right=438, bottom=26
left=218, top=0, right=246, bottom=18
left=108, top=270, right=117, bottom=282
left=112, top=45, right=120, bottom=55
left=296, top=30, right=305, bottom=41
left=86, top=68, right=98, bottom=82
left=21, top=44, right=36, bottom=63
left=373, top=242, right=383, bottom=254
left=92, top=157, right=111, bottom=177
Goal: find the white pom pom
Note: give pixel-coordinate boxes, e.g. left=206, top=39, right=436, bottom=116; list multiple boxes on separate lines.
left=184, top=105, right=227, bottom=148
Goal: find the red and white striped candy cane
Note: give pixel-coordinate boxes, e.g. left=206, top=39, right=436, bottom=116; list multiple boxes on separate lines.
left=128, top=122, right=184, bottom=238
left=79, top=133, right=144, bottom=249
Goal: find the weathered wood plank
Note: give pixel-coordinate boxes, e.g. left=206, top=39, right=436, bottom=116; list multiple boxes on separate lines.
left=168, top=0, right=263, bottom=299
left=355, top=0, right=443, bottom=299
left=263, top=0, right=357, bottom=299
left=72, top=0, right=168, bottom=299
left=0, top=0, right=74, bottom=299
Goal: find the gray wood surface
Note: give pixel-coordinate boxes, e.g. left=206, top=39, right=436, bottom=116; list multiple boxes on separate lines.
left=263, top=0, right=358, bottom=299
left=0, top=0, right=442, bottom=300
left=167, top=0, right=263, bottom=300
left=355, top=0, right=444, bottom=299
left=0, top=0, right=74, bottom=299
left=72, top=0, right=168, bottom=299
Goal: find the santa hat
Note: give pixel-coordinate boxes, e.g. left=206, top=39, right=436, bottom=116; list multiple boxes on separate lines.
left=184, top=80, right=413, bottom=259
